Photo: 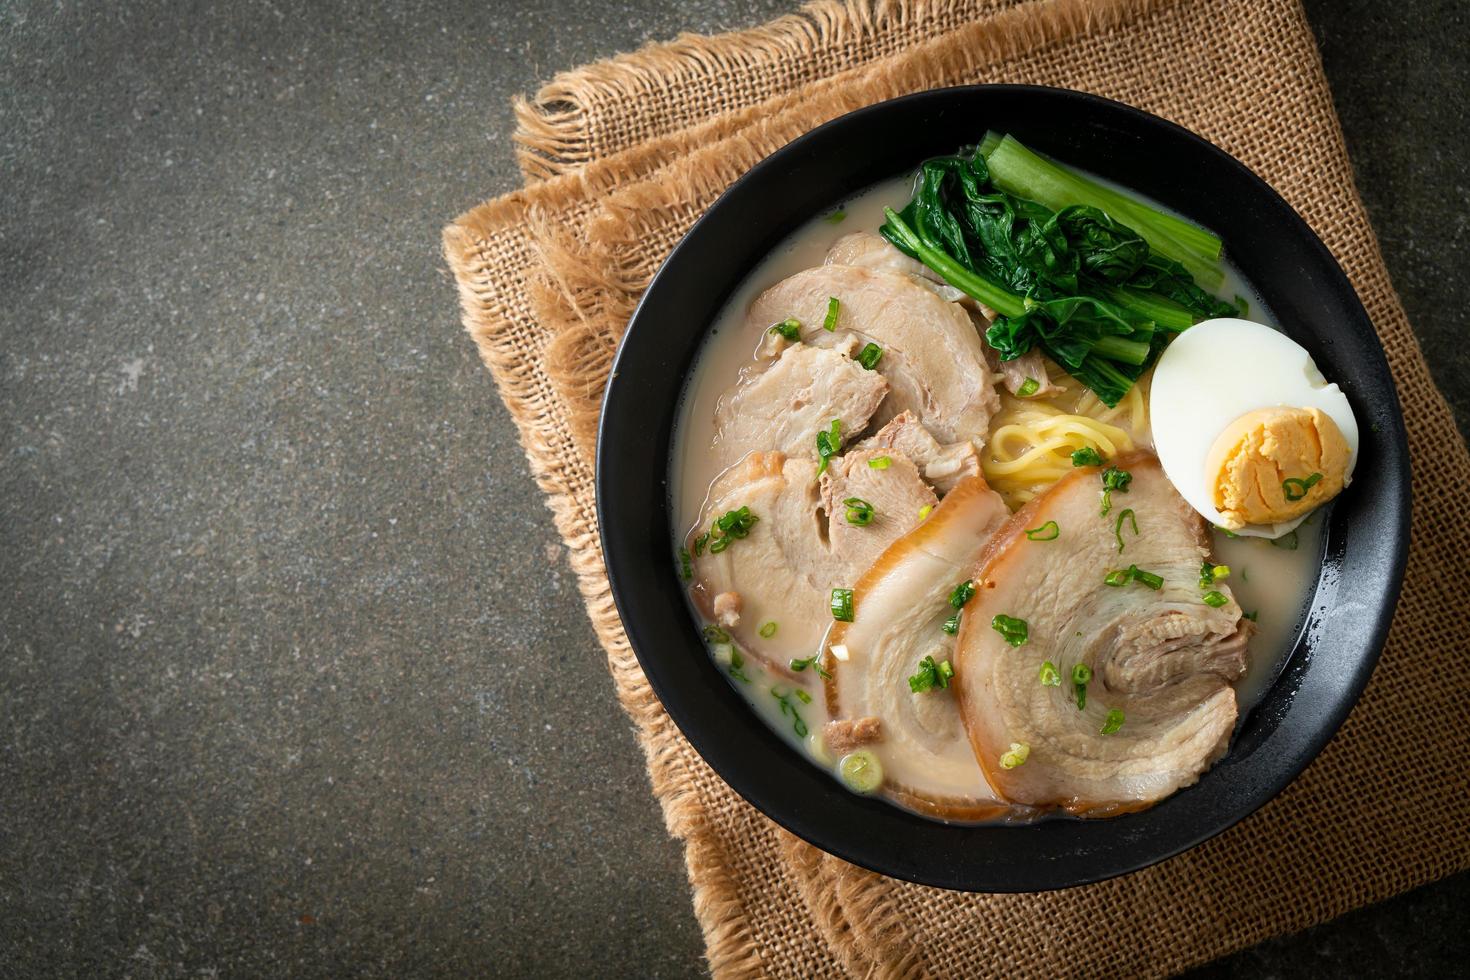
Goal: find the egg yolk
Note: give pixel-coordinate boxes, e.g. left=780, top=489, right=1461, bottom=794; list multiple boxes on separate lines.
left=1205, top=407, right=1350, bottom=529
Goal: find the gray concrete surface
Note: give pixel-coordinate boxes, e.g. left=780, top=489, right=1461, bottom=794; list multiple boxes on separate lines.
left=0, top=1, right=1464, bottom=977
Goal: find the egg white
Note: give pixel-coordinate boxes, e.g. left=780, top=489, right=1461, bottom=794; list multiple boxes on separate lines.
left=1149, top=318, right=1359, bottom=539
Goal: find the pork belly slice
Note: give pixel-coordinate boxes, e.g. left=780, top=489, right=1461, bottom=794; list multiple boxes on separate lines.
left=856, top=411, right=980, bottom=496
left=688, top=450, right=928, bottom=669
left=713, top=342, right=888, bottom=470
left=820, top=448, right=937, bottom=584
left=824, top=475, right=1014, bottom=820
left=746, top=264, right=999, bottom=444
left=954, top=452, right=1251, bottom=816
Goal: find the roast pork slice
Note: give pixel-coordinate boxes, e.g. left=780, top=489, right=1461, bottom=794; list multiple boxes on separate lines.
left=819, top=448, right=937, bottom=581
left=824, top=475, right=1015, bottom=820
left=825, top=231, right=972, bottom=306
left=746, top=265, right=999, bottom=444
left=689, top=450, right=928, bottom=668
left=856, top=411, right=980, bottom=495
left=954, top=452, right=1251, bottom=815
left=713, top=343, right=888, bottom=470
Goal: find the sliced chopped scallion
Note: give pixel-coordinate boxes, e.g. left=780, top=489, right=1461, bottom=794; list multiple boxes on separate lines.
left=768, top=318, right=801, bottom=341
left=917, top=504, right=933, bottom=521
left=856, top=342, right=883, bottom=370
left=1039, top=661, right=1061, bottom=687
left=758, top=621, right=778, bottom=639
left=1202, top=590, right=1229, bottom=608
left=815, top=418, right=842, bottom=475
left=999, top=742, right=1030, bottom=769
left=839, top=750, right=883, bottom=792
left=1131, top=566, right=1164, bottom=590
left=794, top=688, right=813, bottom=705
left=825, top=209, right=847, bottom=225
left=843, top=496, right=875, bottom=526
left=1025, top=520, right=1060, bottom=541
left=788, top=654, right=832, bottom=679
left=771, top=687, right=809, bottom=738
left=1199, top=561, right=1230, bottom=588
left=1114, top=508, right=1137, bottom=553
left=1072, top=662, right=1093, bottom=710
left=991, top=614, right=1028, bottom=647
left=1282, top=472, right=1324, bottom=501
left=702, top=624, right=730, bottom=644
left=678, top=547, right=692, bottom=580
left=1071, top=446, right=1104, bottom=467
left=1017, top=377, right=1040, bottom=397
left=823, top=296, right=841, bottom=332
left=867, top=455, right=892, bottom=470
left=949, top=580, right=977, bottom=609
left=1099, top=465, right=1133, bottom=516
left=1103, top=569, right=1131, bottom=587
left=693, top=532, right=709, bottom=557
left=941, top=612, right=961, bottom=636
left=708, top=506, right=758, bottom=554
left=830, top=588, right=854, bottom=622
left=1100, top=708, right=1125, bottom=735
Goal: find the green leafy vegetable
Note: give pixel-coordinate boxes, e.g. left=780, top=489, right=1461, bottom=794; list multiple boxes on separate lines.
left=879, top=136, right=1234, bottom=406
left=789, top=654, right=831, bottom=679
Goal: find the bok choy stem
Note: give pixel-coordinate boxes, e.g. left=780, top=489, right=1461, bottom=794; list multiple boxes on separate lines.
left=880, top=208, right=1026, bottom=318
left=982, top=135, right=1224, bottom=289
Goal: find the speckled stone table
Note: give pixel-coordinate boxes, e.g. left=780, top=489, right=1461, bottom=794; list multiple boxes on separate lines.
left=1, top=1, right=1465, bottom=976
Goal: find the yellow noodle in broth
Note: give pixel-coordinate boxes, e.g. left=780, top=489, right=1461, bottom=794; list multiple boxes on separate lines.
left=982, top=361, right=1152, bottom=509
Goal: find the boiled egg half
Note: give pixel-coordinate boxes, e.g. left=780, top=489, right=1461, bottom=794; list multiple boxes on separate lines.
left=1150, top=318, right=1358, bottom=539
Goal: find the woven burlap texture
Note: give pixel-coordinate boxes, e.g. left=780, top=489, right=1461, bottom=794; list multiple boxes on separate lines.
left=445, top=0, right=1469, bottom=976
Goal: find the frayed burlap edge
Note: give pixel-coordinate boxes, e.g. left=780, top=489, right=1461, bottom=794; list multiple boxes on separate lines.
left=513, top=0, right=1023, bottom=181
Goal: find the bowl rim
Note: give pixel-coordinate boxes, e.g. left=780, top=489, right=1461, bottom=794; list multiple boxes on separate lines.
left=596, top=84, right=1411, bottom=892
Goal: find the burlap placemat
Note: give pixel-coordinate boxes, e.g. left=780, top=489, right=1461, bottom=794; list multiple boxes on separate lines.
left=445, top=1, right=1470, bottom=975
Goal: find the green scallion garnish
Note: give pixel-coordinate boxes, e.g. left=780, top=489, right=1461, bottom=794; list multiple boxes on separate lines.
left=1072, top=663, right=1093, bottom=710
left=830, top=588, right=854, bottom=622
left=768, top=318, right=801, bottom=341
left=823, top=296, right=840, bottom=332
left=917, top=504, right=933, bottom=521
left=702, top=624, right=730, bottom=644
left=908, top=654, right=955, bottom=693
left=1282, top=472, right=1324, bottom=501
left=1017, top=377, right=1040, bottom=397
left=1071, top=446, right=1104, bottom=467
left=759, top=621, right=778, bottom=638
left=815, top=418, right=841, bottom=475
left=991, top=614, right=1028, bottom=647
left=824, top=209, right=847, bottom=225
left=843, top=497, right=875, bottom=526
left=839, top=749, right=883, bottom=792
left=789, top=654, right=831, bottom=679
left=941, top=612, right=961, bottom=635
left=1105, top=565, right=1163, bottom=590
left=771, top=687, right=809, bottom=738
left=1244, top=610, right=1259, bottom=622
left=1100, top=708, right=1125, bottom=735
left=1039, top=660, right=1061, bottom=687
left=795, top=688, right=813, bottom=704
left=1099, top=465, right=1133, bottom=516
left=707, top=505, right=758, bottom=554
left=1215, top=525, right=1241, bottom=539
left=949, top=580, right=977, bottom=609
left=694, top=532, right=709, bottom=557
left=867, top=455, right=891, bottom=469
left=1202, top=590, right=1229, bottom=608
left=999, top=742, right=1030, bottom=769
left=1199, top=561, right=1230, bottom=588
left=1114, top=508, right=1137, bottom=553
left=678, top=547, right=692, bottom=580
left=1025, top=520, right=1060, bottom=541
left=1103, top=569, right=1131, bottom=587
left=856, top=342, right=883, bottom=370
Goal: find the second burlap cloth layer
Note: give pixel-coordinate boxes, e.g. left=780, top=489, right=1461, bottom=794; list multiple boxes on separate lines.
left=446, top=0, right=1470, bottom=975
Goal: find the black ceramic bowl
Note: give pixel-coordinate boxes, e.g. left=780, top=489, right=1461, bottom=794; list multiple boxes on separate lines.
left=597, top=86, right=1410, bottom=892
